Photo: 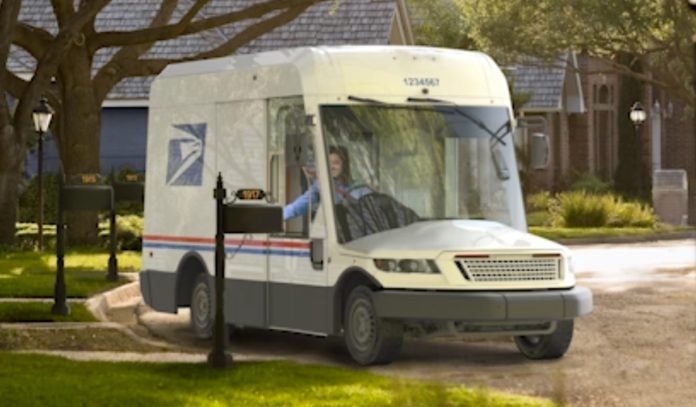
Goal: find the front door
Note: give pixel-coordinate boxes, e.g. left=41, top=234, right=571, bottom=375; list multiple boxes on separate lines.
left=266, top=97, right=329, bottom=334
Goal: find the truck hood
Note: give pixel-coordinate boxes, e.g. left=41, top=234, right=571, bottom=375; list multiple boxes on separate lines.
left=341, top=220, right=565, bottom=258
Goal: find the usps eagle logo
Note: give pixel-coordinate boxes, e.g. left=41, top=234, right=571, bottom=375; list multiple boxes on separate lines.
left=166, top=123, right=206, bottom=186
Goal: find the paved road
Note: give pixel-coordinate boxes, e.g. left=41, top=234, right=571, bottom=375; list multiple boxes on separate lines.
left=128, top=239, right=696, bottom=406
left=572, top=239, right=695, bottom=287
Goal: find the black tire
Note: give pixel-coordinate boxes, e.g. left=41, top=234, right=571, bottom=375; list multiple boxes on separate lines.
left=343, top=286, right=403, bottom=365
left=190, top=273, right=213, bottom=339
left=514, top=319, right=574, bottom=360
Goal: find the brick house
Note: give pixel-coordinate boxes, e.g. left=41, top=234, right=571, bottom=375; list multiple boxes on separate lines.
left=510, top=51, right=586, bottom=192
left=511, top=53, right=695, bottom=225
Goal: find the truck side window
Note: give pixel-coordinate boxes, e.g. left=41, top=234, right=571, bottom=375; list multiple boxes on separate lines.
left=268, top=97, right=318, bottom=238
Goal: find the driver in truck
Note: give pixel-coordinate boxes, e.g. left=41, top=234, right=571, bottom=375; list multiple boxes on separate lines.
left=283, top=145, right=371, bottom=220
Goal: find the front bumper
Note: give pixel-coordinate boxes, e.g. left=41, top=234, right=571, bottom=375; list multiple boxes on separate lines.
left=372, top=286, right=592, bottom=322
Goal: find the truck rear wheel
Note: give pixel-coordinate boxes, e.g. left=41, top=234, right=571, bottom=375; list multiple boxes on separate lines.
left=344, top=286, right=403, bottom=365
left=190, top=273, right=213, bottom=339
left=514, top=319, right=574, bottom=359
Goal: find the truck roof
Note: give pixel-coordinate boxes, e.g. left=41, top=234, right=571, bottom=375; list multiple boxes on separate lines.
left=151, top=46, right=510, bottom=106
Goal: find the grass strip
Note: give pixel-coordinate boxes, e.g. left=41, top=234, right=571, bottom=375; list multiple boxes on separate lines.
left=0, top=327, right=167, bottom=353
left=0, top=249, right=140, bottom=298
left=529, top=226, right=691, bottom=241
left=0, top=352, right=552, bottom=406
left=0, top=302, right=96, bottom=323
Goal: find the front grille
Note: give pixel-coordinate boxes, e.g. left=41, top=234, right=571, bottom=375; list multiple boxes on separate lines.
left=455, top=257, right=561, bottom=282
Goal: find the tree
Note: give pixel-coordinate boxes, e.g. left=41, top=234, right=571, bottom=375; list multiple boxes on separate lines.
left=458, top=0, right=696, bottom=108
left=0, top=0, right=326, bottom=245
left=408, top=0, right=475, bottom=49
left=456, top=0, right=696, bottom=208
left=1, top=0, right=113, bottom=245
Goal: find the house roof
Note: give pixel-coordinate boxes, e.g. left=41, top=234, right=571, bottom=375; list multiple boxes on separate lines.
left=509, top=51, right=585, bottom=113
left=10, top=0, right=411, bottom=101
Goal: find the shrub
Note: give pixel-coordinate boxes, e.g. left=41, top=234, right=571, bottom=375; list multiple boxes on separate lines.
left=608, top=200, right=656, bottom=228
left=98, top=215, right=143, bottom=251
left=526, top=210, right=551, bottom=227
left=551, top=191, right=614, bottom=228
left=526, top=191, right=553, bottom=212
left=550, top=191, right=657, bottom=228
left=569, top=173, right=612, bottom=194
left=13, top=214, right=143, bottom=252
left=18, top=174, right=61, bottom=223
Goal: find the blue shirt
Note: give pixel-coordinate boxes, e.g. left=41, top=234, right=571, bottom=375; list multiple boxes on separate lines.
left=283, top=180, right=370, bottom=220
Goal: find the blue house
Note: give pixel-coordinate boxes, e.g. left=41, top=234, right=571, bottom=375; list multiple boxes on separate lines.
left=12, top=0, right=414, bottom=177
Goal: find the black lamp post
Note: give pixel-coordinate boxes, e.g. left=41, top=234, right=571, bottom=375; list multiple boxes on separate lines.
left=629, top=102, right=647, bottom=199
left=32, top=98, right=54, bottom=252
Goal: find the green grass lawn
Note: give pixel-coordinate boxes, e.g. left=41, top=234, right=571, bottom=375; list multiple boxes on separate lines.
left=0, top=302, right=96, bottom=322
left=0, top=250, right=141, bottom=298
left=529, top=226, right=692, bottom=241
left=0, top=352, right=552, bottom=406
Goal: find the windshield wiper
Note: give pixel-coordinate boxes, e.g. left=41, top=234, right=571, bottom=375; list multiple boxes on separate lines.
left=406, top=96, right=509, bottom=146
left=347, top=95, right=389, bottom=105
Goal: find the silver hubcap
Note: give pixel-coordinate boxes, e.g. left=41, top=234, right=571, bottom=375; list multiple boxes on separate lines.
left=192, top=283, right=210, bottom=329
left=523, top=335, right=542, bottom=346
left=349, top=298, right=375, bottom=351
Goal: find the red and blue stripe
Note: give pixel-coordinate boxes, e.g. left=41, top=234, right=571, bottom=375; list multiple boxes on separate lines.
left=143, top=235, right=311, bottom=257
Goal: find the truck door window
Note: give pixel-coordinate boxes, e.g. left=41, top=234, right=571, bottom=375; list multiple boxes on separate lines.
left=268, top=97, right=318, bottom=238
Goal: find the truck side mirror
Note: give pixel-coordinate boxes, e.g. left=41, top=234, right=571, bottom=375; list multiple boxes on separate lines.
left=530, top=132, right=550, bottom=169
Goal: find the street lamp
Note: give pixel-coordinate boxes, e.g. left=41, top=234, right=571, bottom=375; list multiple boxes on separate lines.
left=32, top=98, right=54, bottom=252
left=629, top=102, right=647, bottom=199
left=629, top=102, right=646, bottom=127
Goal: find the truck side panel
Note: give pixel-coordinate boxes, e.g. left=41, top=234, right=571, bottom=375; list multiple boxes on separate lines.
left=142, top=101, right=217, bottom=310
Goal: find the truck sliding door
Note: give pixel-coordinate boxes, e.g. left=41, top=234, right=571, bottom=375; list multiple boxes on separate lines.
left=215, top=100, right=268, bottom=328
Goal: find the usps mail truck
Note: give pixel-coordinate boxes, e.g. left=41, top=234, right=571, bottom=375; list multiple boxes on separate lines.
left=140, top=46, right=592, bottom=365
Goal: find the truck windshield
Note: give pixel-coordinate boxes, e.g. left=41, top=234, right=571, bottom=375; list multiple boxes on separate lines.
left=320, top=104, right=515, bottom=243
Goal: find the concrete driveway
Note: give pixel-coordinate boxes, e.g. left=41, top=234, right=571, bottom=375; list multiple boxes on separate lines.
left=123, top=239, right=696, bottom=406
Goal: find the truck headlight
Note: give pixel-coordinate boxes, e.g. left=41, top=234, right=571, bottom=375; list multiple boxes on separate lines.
left=374, top=259, right=440, bottom=274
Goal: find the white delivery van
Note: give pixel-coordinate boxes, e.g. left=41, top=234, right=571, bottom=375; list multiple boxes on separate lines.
left=140, top=46, right=592, bottom=365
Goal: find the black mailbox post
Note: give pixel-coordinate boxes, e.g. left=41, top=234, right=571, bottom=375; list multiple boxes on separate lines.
left=53, top=174, right=144, bottom=315
left=208, top=174, right=283, bottom=369
left=54, top=175, right=116, bottom=315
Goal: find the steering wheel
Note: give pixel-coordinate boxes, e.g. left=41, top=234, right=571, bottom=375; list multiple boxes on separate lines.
left=341, top=182, right=373, bottom=197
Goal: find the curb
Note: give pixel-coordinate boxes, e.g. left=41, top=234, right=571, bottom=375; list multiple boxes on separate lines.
left=85, top=281, right=141, bottom=322
left=13, top=349, right=295, bottom=363
left=556, top=231, right=696, bottom=246
left=0, top=298, right=86, bottom=303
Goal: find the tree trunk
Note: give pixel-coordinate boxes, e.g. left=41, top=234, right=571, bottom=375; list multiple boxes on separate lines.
left=0, top=124, right=21, bottom=246
left=57, top=49, right=102, bottom=245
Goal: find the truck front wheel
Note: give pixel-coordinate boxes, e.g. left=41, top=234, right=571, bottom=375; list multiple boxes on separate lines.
left=190, top=273, right=213, bottom=339
left=514, top=319, right=574, bottom=359
left=344, top=286, right=403, bottom=365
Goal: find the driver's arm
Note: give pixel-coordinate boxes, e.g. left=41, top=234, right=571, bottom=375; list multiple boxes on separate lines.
left=283, top=182, right=320, bottom=220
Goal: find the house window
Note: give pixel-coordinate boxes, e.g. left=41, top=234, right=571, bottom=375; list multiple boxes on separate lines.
left=593, top=84, right=615, bottom=179
left=598, top=85, right=609, bottom=104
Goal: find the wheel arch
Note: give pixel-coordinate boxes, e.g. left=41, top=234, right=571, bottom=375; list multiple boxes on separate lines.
left=175, top=251, right=209, bottom=307
left=331, top=267, right=382, bottom=334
